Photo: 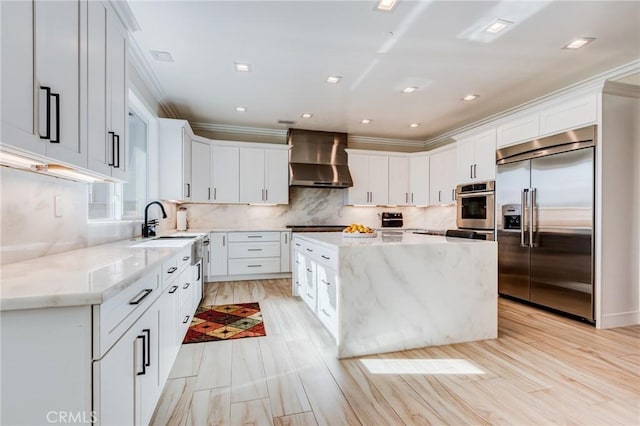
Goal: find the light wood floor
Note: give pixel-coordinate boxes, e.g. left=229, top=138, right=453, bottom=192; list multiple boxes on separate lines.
left=151, top=279, right=640, bottom=426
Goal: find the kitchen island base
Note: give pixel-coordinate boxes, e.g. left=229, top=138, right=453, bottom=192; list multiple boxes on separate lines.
left=293, top=232, right=498, bottom=359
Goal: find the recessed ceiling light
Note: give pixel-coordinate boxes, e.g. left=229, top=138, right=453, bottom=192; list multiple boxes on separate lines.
left=235, top=106, right=247, bottom=112
left=375, top=0, right=398, bottom=12
left=462, top=94, right=479, bottom=101
left=409, top=123, right=420, bottom=128
left=301, top=113, right=313, bottom=119
left=326, top=75, right=342, bottom=84
left=402, top=86, right=418, bottom=94
left=361, top=119, right=372, bottom=124
left=234, top=62, right=251, bottom=72
left=563, top=37, right=596, bottom=50
left=150, top=50, right=174, bottom=62
left=484, top=19, right=513, bottom=34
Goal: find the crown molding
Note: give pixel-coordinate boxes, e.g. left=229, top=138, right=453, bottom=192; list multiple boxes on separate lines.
left=110, top=0, right=141, bottom=33
left=603, top=80, right=640, bottom=98
left=348, top=135, right=426, bottom=148
left=191, top=122, right=288, bottom=138
left=128, top=37, right=180, bottom=119
left=423, top=59, right=640, bottom=149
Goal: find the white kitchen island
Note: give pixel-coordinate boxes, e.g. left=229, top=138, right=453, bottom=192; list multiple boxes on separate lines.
left=292, top=231, right=498, bottom=359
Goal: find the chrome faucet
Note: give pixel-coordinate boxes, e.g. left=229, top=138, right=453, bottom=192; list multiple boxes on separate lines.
left=142, top=201, right=168, bottom=238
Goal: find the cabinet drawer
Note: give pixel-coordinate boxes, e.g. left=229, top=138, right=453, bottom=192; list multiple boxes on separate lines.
left=302, top=241, right=321, bottom=258
left=177, top=296, right=194, bottom=341
left=228, top=257, right=280, bottom=275
left=177, top=246, right=192, bottom=270
left=93, top=267, right=161, bottom=358
left=228, top=241, right=280, bottom=259
left=316, top=246, right=338, bottom=269
left=228, top=231, right=280, bottom=242
left=162, top=255, right=179, bottom=284
left=177, top=268, right=194, bottom=307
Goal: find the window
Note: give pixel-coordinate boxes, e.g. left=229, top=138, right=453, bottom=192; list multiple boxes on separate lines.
left=88, top=110, right=148, bottom=221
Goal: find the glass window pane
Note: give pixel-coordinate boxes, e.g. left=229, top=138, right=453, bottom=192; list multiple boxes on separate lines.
left=88, top=183, right=114, bottom=220
left=122, top=111, right=147, bottom=219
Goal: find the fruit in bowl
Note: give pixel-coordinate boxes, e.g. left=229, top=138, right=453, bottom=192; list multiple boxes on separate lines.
left=343, top=224, right=375, bottom=234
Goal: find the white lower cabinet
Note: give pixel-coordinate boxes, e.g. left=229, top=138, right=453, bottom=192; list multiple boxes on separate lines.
left=293, top=237, right=339, bottom=339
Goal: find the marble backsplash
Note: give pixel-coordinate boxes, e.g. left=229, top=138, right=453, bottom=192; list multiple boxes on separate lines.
left=167, top=187, right=456, bottom=231
left=0, top=167, right=141, bottom=265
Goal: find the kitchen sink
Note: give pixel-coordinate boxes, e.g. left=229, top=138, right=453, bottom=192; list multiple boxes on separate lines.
left=155, top=236, right=196, bottom=239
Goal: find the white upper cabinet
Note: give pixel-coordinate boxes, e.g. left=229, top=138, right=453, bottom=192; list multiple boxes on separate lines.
left=191, top=139, right=211, bottom=202
left=211, top=145, right=239, bottom=203
left=430, top=147, right=456, bottom=205
left=239, top=146, right=289, bottom=204
left=496, top=113, right=539, bottom=148
left=456, top=129, right=496, bottom=184
left=88, top=1, right=128, bottom=180
left=539, top=93, right=598, bottom=136
left=1, top=0, right=86, bottom=167
left=346, top=152, right=389, bottom=205
left=159, top=119, right=194, bottom=201
left=408, top=154, right=430, bottom=205
left=388, top=156, right=410, bottom=205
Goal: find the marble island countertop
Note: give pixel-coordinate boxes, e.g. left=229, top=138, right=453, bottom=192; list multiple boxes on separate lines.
left=0, top=236, right=193, bottom=311
left=293, top=231, right=486, bottom=250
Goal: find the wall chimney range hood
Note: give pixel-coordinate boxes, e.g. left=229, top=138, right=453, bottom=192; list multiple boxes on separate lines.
left=287, top=128, right=353, bottom=188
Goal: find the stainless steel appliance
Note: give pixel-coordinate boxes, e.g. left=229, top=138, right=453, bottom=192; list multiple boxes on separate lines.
left=381, top=212, right=403, bottom=227
left=496, top=125, right=595, bottom=322
left=456, top=180, right=495, bottom=230
left=287, top=129, right=353, bottom=187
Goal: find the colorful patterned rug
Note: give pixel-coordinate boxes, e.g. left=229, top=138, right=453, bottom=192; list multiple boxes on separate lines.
left=183, top=302, right=266, bottom=344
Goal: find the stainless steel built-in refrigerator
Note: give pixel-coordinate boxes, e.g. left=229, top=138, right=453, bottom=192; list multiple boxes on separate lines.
left=496, top=125, right=595, bottom=321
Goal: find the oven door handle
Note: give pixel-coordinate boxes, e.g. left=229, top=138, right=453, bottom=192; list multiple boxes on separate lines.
left=457, top=190, right=495, bottom=198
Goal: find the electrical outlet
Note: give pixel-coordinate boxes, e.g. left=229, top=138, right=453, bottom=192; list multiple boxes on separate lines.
left=54, top=195, right=63, bottom=217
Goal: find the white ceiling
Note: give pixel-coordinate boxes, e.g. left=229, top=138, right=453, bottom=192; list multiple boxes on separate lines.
left=127, top=0, right=640, bottom=142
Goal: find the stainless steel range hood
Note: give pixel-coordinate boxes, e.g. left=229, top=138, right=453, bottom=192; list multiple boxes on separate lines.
left=287, top=128, right=353, bottom=188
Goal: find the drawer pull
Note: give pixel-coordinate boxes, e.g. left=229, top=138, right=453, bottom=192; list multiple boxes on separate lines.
left=247, top=235, right=263, bottom=238
left=321, top=279, right=330, bottom=285
left=306, top=248, right=313, bottom=252
left=306, top=292, right=313, bottom=299
left=295, top=243, right=301, bottom=247
left=183, top=256, right=190, bottom=261
left=136, top=334, right=146, bottom=376
left=321, top=308, right=330, bottom=317
left=183, top=315, right=190, bottom=324
left=129, top=289, right=153, bottom=305
left=321, top=255, right=330, bottom=260
left=167, top=267, right=178, bottom=274
left=183, top=282, right=191, bottom=289
left=306, top=268, right=312, bottom=273
left=247, top=264, right=262, bottom=268
left=168, top=285, right=179, bottom=294
left=247, top=248, right=262, bottom=252
left=295, top=261, right=300, bottom=264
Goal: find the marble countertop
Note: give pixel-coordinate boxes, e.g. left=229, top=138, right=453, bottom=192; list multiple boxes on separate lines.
left=172, top=227, right=290, bottom=233
left=293, top=231, right=492, bottom=250
left=0, top=236, right=193, bottom=312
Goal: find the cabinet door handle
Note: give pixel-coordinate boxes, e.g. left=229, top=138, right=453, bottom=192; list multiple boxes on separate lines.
left=114, top=134, right=120, bottom=168
left=107, top=131, right=116, bottom=166
left=136, top=334, right=146, bottom=376
left=261, top=189, right=265, bottom=201
left=470, top=165, right=473, bottom=179
left=39, top=86, right=52, bottom=140
left=411, top=193, right=414, bottom=203
left=306, top=268, right=313, bottom=273
left=321, top=308, right=330, bottom=317
left=183, top=315, right=190, bottom=324
left=474, top=164, right=477, bottom=179
left=208, top=187, right=211, bottom=200
left=129, top=289, right=153, bottom=305
left=285, top=233, right=288, bottom=244
left=265, top=189, right=268, bottom=201
left=248, top=264, right=262, bottom=268
left=169, top=285, right=179, bottom=294
left=50, top=92, right=60, bottom=143
left=438, top=190, right=442, bottom=203
left=321, top=255, right=330, bottom=260
left=183, top=282, right=191, bottom=289
left=405, top=192, right=408, bottom=203
left=197, top=263, right=201, bottom=281
left=167, top=266, right=178, bottom=274
left=306, top=248, right=313, bottom=253
left=142, top=329, right=151, bottom=367
left=222, top=235, right=226, bottom=246
left=214, top=187, right=217, bottom=200
left=321, top=279, right=329, bottom=285
left=452, top=189, right=455, bottom=201
left=248, top=248, right=262, bottom=251
left=183, top=256, right=190, bottom=261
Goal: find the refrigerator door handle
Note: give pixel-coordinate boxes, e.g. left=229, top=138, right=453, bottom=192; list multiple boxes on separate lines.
left=529, top=188, right=536, bottom=248
left=520, top=189, right=529, bottom=248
